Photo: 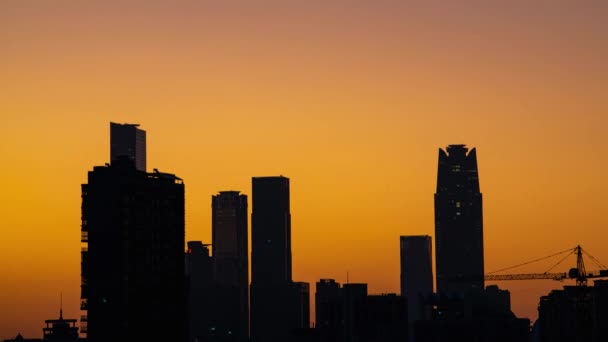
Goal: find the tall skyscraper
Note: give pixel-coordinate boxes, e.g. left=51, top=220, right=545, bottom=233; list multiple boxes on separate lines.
left=250, top=176, right=293, bottom=341
left=251, top=176, right=292, bottom=285
left=211, top=191, right=249, bottom=341
left=434, top=144, right=484, bottom=295
left=81, top=126, right=185, bottom=342
left=110, top=122, right=146, bottom=171
left=400, top=235, right=433, bottom=326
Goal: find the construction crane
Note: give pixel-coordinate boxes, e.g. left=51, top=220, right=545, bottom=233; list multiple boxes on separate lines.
left=485, top=245, right=608, bottom=287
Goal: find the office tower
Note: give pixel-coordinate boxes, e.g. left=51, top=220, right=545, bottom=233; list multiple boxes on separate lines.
left=185, top=241, right=214, bottom=342
left=81, top=153, right=185, bottom=341
left=110, top=122, right=146, bottom=171
left=251, top=176, right=292, bottom=284
left=211, top=191, right=249, bottom=341
left=250, top=176, right=293, bottom=341
left=434, top=144, right=484, bottom=295
left=400, top=235, right=433, bottom=326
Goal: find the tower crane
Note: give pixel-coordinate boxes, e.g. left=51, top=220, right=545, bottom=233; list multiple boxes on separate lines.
left=485, top=245, right=608, bottom=287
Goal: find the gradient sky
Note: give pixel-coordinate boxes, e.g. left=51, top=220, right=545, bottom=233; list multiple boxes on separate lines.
left=1, top=0, right=607, bottom=338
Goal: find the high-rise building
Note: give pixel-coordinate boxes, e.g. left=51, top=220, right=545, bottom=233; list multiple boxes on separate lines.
left=250, top=176, right=293, bottom=341
left=400, top=235, right=433, bottom=330
left=110, top=122, right=146, bottom=171
left=211, top=191, right=249, bottom=341
left=81, top=127, right=185, bottom=342
left=434, top=144, right=484, bottom=295
left=251, top=176, right=292, bottom=285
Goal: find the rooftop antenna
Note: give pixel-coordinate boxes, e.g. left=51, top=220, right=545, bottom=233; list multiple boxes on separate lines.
left=347, top=271, right=349, bottom=284
left=59, top=292, right=63, bottom=320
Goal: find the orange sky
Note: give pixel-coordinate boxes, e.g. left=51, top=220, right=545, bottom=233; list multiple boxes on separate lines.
left=1, top=1, right=607, bottom=338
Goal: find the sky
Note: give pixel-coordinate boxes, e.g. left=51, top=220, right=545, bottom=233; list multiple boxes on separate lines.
left=1, top=0, right=607, bottom=338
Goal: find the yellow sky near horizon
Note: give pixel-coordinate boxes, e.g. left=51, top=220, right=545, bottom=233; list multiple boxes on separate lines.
left=1, top=1, right=607, bottom=338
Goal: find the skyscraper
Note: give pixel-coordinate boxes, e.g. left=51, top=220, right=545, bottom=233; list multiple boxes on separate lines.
left=81, top=126, right=185, bottom=342
left=211, top=191, right=249, bottom=341
left=400, top=235, right=433, bottom=326
left=434, top=144, right=484, bottom=295
left=251, top=176, right=292, bottom=285
left=250, top=176, right=293, bottom=341
left=110, top=122, right=146, bottom=171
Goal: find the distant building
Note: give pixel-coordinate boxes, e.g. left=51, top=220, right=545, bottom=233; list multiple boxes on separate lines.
left=81, top=151, right=185, bottom=341
left=250, top=176, right=295, bottom=342
left=212, top=191, right=249, bottom=341
left=314, top=280, right=409, bottom=342
left=110, top=122, right=146, bottom=171
left=434, top=144, right=484, bottom=295
left=315, top=279, right=342, bottom=331
left=342, top=283, right=368, bottom=342
left=2, top=308, right=82, bottom=342
left=414, top=285, right=529, bottom=342
left=355, top=294, right=408, bottom=342
left=42, top=308, right=79, bottom=342
left=537, top=282, right=608, bottom=342
left=292, top=282, right=311, bottom=330
left=400, top=235, right=433, bottom=329
left=185, top=241, right=214, bottom=342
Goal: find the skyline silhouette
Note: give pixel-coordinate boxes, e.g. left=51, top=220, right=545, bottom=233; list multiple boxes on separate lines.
left=2, top=1, right=607, bottom=339
left=2, top=122, right=608, bottom=342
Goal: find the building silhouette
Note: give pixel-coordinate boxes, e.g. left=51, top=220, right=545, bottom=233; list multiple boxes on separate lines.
left=42, top=307, right=79, bottom=342
left=355, top=294, right=408, bottom=342
left=400, top=236, right=433, bottom=336
left=315, top=279, right=342, bottom=340
left=2, top=307, right=82, bottom=342
left=251, top=176, right=308, bottom=341
left=314, top=280, right=408, bottom=342
left=110, top=122, right=146, bottom=171
left=292, top=282, right=311, bottom=331
left=342, top=283, right=368, bottom=342
left=211, top=191, right=249, bottom=341
left=185, top=241, right=214, bottom=342
left=536, top=281, right=608, bottom=342
left=414, top=285, right=529, bottom=342
left=81, top=126, right=185, bottom=342
left=434, top=144, right=484, bottom=295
